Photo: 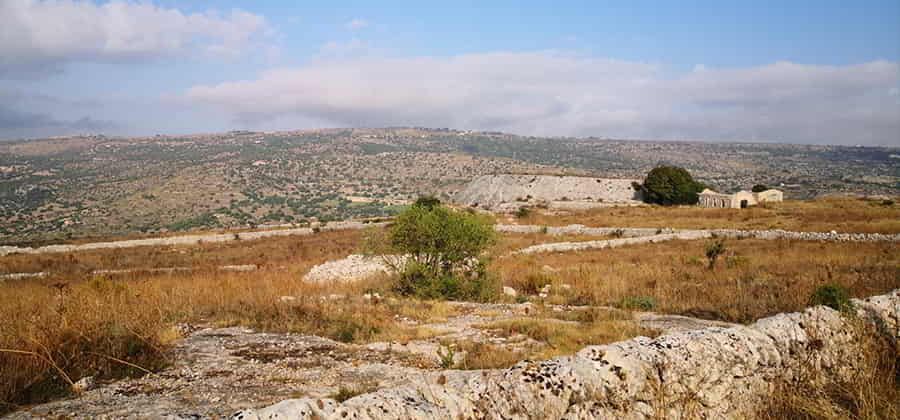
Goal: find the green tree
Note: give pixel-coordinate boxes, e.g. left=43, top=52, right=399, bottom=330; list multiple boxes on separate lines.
left=371, top=199, right=498, bottom=300
left=751, top=184, right=769, bottom=193
left=637, top=166, right=705, bottom=205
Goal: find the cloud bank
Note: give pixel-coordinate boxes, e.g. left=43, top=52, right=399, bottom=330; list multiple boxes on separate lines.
left=0, top=0, right=271, bottom=77
left=187, top=52, right=900, bottom=145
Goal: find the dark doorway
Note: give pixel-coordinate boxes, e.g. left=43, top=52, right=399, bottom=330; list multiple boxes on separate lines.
left=740, top=200, right=748, bottom=209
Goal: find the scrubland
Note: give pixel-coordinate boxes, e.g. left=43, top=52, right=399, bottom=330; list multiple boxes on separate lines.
left=1, top=200, right=898, bottom=417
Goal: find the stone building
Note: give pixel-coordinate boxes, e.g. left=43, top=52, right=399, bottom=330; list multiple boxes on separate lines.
left=698, top=188, right=783, bottom=208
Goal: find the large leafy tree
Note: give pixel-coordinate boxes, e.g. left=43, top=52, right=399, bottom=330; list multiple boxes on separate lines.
left=637, top=166, right=705, bottom=205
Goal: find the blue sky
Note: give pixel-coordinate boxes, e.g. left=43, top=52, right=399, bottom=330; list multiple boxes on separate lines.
left=1, top=0, right=898, bottom=145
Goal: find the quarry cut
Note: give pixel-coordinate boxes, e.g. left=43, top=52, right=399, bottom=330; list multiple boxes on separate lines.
left=453, top=174, right=643, bottom=210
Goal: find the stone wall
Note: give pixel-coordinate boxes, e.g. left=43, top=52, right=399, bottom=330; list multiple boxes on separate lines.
left=500, top=225, right=900, bottom=255
left=234, top=289, right=899, bottom=419
left=0, top=221, right=387, bottom=257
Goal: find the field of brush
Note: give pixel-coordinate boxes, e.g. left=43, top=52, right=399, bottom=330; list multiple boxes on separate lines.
left=1, top=197, right=897, bottom=416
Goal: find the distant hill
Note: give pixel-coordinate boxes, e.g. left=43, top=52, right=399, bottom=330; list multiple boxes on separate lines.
left=1, top=128, right=897, bottom=244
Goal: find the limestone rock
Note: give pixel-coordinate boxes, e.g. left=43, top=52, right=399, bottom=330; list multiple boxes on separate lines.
left=72, top=376, right=95, bottom=393
left=233, top=289, right=900, bottom=420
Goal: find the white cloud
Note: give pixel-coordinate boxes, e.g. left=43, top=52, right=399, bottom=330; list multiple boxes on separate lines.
left=345, top=18, right=369, bottom=30
left=0, top=0, right=272, bottom=76
left=185, top=51, right=900, bottom=145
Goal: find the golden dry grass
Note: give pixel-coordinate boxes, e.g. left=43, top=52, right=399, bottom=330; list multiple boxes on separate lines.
left=0, top=230, right=400, bottom=412
left=478, top=307, right=655, bottom=361
left=1, top=199, right=897, bottom=414
left=758, top=319, right=899, bottom=420
left=493, top=238, right=899, bottom=323
left=517, top=198, right=900, bottom=233
left=0, top=229, right=363, bottom=279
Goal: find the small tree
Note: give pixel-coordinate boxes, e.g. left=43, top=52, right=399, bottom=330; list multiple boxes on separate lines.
left=705, top=239, right=726, bottom=269
left=636, top=166, right=705, bottom=206
left=372, top=199, right=498, bottom=300
left=751, top=184, right=769, bottom=193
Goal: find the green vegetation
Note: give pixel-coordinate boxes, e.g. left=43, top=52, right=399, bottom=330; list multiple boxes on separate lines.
left=752, top=184, right=769, bottom=193
left=620, top=296, right=657, bottom=311
left=636, top=166, right=706, bottom=206
left=809, top=284, right=855, bottom=313
left=378, top=198, right=498, bottom=301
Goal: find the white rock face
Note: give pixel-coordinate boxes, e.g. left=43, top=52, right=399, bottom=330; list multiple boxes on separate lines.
left=502, top=286, right=518, bottom=297
left=454, top=175, right=642, bottom=210
left=303, top=255, right=405, bottom=284
left=233, top=289, right=900, bottom=420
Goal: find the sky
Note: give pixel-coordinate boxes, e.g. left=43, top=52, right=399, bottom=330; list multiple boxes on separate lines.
left=1, top=0, right=899, bottom=145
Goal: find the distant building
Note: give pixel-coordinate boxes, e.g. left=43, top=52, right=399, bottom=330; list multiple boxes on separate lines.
left=698, top=188, right=783, bottom=209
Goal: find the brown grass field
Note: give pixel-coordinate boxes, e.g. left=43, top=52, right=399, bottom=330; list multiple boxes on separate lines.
left=515, top=197, right=900, bottom=233
left=494, top=238, right=899, bottom=323
left=1, top=198, right=898, bottom=416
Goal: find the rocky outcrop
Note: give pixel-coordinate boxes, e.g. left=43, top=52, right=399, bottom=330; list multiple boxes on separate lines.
left=233, top=289, right=899, bottom=419
left=454, top=175, right=642, bottom=210
left=303, top=255, right=405, bottom=284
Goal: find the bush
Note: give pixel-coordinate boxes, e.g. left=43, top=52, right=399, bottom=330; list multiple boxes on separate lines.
left=620, top=296, right=656, bottom=311
left=515, top=206, right=531, bottom=219
left=636, top=166, right=705, bottom=206
left=809, top=284, right=855, bottom=313
left=378, top=199, right=498, bottom=301
left=752, top=184, right=769, bottom=193
left=705, top=239, right=726, bottom=269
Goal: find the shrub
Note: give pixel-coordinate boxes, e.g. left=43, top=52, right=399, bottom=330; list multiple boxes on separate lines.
left=515, top=206, right=531, bottom=219
left=412, top=195, right=441, bottom=209
left=705, top=239, right=726, bottom=269
left=620, top=296, right=656, bottom=311
left=436, top=345, right=455, bottom=369
left=636, top=166, right=705, bottom=206
left=752, top=184, right=769, bottom=193
left=809, top=284, right=855, bottom=313
left=378, top=200, right=498, bottom=301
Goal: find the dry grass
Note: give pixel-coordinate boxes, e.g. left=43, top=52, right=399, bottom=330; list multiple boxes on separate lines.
left=758, top=319, right=899, bottom=420
left=2, top=199, right=897, bottom=414
left=516, top=198, right=900, bottom=233
left=0, top=230, right=407, bottom=413
left=453, top=341, right=524, bottom=370
left=478, top=307, right=655, bottom=360
left=0, top=229, right=363, bottom=279
left=494, top=238, right=899, bottom=323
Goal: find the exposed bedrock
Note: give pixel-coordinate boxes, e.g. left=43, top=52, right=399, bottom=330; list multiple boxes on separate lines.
left=233, top=289, right=899, bottom=419
left=453, top=175, right=643, bottom=210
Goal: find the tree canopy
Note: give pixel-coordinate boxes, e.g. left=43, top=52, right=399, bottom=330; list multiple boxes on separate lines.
left=637, top=166, right=705, bottom=205
left=372, top=199, right=498, bottom=300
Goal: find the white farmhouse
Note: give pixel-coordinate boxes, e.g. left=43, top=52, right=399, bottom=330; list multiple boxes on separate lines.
left=698, top=188, right=783, bottom=209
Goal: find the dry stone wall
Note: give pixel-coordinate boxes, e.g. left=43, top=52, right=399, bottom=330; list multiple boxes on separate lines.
left=0, top=221, right=386, bottom=257
left=233, top=289, right=899, bottom=419
left=501, top=224, right=900, bottom=255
